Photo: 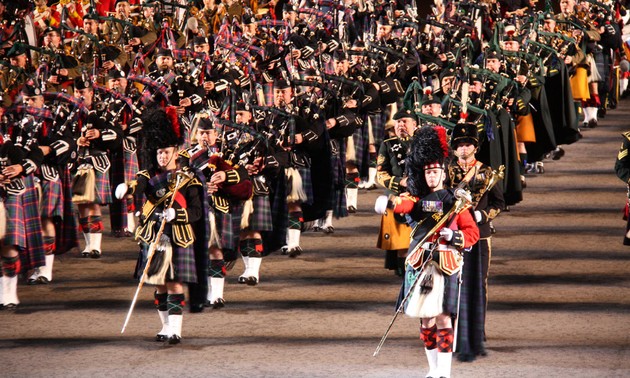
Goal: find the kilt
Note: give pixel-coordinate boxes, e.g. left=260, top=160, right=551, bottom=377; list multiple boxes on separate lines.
left=245, top=194, right=273, bottom=232
left=515, top=113, right=536, bottom=143
left=332, top=188, right=347, bottom=218
left=3, top=175, right=45, bottom=271
left=456, top=240, right=489, bottom=356
left=298, top=166, right=314, bottom=205
left=137, top=241, right=197, bottom=284
left=571, top=66, right=590, bottom=101
left=213, top=201, right=243, bottom=251
left=376, top=211, right=412, bottom=251
left=123, top=149, right=139, bottom=185
left=399, top=262, right=460, bottom=318
left=368, top=112, right=386, bottom=147
left=94, top=168, right=112, bottom=205
left=39, top=177, right=64, bottom=219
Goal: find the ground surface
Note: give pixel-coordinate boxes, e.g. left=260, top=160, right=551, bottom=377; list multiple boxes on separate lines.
left=1, top=102, right=630, bottom=378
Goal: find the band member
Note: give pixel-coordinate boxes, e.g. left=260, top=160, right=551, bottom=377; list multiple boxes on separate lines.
left=376, top=108, right=418, bottom=277
left=375, top=126, right=479, bottom=378
left=235, top=103, right=272, bottom=285
left=119, top=106, right=205, bottom=344
left=447, top=123, right=505, bottom=362
left=21, top=82, right=78, bottom=284
left=74, top=75, right=123, bottom=258
left=33, top=26, right=81, bottom=93
left=104, top=69, right=140, bottom=237
left=0, top=89, right=46, bottom=308
left=186, top=116, right=249, bottom=308
left=273, top=77, right=316, bottom=257
left=71, top=12, right=128, bottom=75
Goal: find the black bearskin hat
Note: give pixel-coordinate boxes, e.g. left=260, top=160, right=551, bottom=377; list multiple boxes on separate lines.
left=138, top=105, right=183, bottom=173
left=406, top=126, right=451, bottom=197
left=450, top=122, right=479, bottom=148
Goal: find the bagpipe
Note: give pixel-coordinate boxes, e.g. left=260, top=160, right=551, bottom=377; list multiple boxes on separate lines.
left=127, top=74, right=172, bottom=106
left=18, top=43, right=78, bottom=91
left=42, top=91, right=87, bottom=138
left=191, top=138, right=253, bottom=206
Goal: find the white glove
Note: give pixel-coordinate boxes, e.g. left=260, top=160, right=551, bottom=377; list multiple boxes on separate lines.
left=374, top=195, right=389, bottom=215
left=474, top=210, right=482, bottom=223
left=439, top=228, right=453, bottom=241
left=115, top=183, right=128, bottom=200
left=162, top=208, right=176, bottom=222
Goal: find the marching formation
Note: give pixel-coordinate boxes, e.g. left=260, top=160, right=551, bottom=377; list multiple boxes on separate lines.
left=0, top=0, right=627, bottom=374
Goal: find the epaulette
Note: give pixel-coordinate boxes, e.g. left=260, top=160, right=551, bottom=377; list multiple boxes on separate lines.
left=623, top=131, right=630, bottom=142
left=137, top=170, right=150, bottom=179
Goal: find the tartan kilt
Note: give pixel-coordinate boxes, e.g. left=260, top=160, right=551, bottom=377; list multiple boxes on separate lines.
left=123, top=149, right=139, bottom=184
left=213, top=201, right=243, bottom=251
left=245, top=194, right=273, bottom=232
left=39, top=177, right=64, bottom=219
left=331, top=144, right=348, bottom=218
left=332, top=188, right=347, bottom=218
left=298, top=166, right=314, bottom=205
left=137, top=241, right=197, bottom=284
left=398, top=263, right=460, bottom=318
left=369, top=112, right=385, bottom=147
left=3, top=175, right=45, bottom=271
left=94, top=168, right=112, bottom=205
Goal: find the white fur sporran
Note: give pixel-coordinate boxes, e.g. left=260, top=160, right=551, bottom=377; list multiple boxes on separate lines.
left=285, top=167, right=307, bottom=203
left=405, top=262, right=444, bottom=318
left=240, top=198, right=254, bottom=229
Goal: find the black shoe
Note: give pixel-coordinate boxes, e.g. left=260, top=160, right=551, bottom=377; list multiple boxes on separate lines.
left=168, top=335, right=181, bottom=345
left=588, top=119, right=597, bottom=128
left=204, top=300, right=212, bottom=308
left=212, top=298, right=225, bottom=309
left=3, top=303, right=18, bottom=311
left=33, top=276, right=50, bottom=285
left=90, top=250, right=101, bottom=259
left=81, top=251, right=90, bottom=258
left=288, top=246, right=302, bottom=258
left=189, top=303, right=205, bottom=313
left=246, top=276, right=258, bottom=286
left=238, top=276, right=248, bottom=284
left=323, top=226, right=334, bottom=234
left=155, top=334, right=168, bottom=342
left=552, top=147, right=565, bottom=160
left=347, top=206, right=357, bottom=213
